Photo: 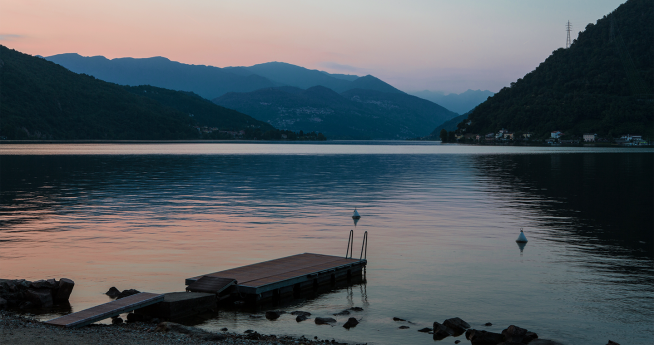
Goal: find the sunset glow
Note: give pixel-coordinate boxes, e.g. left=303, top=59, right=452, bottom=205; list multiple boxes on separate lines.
left=1, top=0, right=626, bottom=92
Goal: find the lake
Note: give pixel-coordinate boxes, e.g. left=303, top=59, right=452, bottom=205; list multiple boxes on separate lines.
left=1, top=142, right=652, bottom=344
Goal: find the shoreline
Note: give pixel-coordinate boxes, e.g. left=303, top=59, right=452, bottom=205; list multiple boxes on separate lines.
left=0, top=310, right=355, bottom=345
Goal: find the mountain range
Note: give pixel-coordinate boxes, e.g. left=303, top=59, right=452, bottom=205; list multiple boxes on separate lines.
left=44, top=55, right=457, bottom=139
left=44, top=55, right=400, bottom=99
left=455, top=0, right=653, bottom=139
left=0, top=45, right=272, bottom=140
left=214, top=86, right=456, bottom=139
left=408, top=89, right=494, bottom=115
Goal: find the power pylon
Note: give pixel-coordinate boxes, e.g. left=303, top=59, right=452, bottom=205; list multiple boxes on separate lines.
left=566, top=21, right=573, bottom=48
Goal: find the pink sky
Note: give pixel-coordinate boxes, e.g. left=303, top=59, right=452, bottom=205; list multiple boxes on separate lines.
left=2, top=0, right=626, bottom=93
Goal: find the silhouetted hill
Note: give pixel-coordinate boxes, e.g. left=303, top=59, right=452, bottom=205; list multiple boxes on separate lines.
left=46, top=55, right=410, bottom=101
left=225, top=62, right=353, bottom=92
left=122, top=85, right=274, bottom=131
left=410, top=89, right=494, bottom=114
left=0, top=45, right=272, bottom=140
left=347, top=75, right=403, bottom=94
left=214, top=86, right=456, bottom=139
left=455, top=0, right=653, bottom=139
left=45, top=53, right=279, bottom=99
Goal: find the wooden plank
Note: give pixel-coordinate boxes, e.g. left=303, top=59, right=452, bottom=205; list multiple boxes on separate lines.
left=186, top=253, right=366, bottom=295
left=44, top=292, right=163, bottom=328
left=186, top=276, right=236, bottom=294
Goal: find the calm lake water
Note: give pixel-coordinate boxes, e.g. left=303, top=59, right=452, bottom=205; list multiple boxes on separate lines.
left=1, top=142, right=652, bottom=344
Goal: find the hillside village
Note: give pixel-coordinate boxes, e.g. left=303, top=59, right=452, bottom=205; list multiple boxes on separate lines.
left=442, top=125, right=650, bottom=146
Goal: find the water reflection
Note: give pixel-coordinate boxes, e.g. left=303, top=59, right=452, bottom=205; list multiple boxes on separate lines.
left=1, top=147, right=652, bottom=344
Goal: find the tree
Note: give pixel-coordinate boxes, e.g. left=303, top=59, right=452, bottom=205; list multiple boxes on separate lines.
left=440, top=129, right=448, bottom=142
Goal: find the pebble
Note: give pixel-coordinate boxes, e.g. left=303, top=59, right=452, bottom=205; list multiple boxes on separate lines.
left=0, top=310, right=350, bottom=345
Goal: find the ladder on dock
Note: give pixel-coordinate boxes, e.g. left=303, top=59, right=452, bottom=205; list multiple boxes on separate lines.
left=45, top=292, right=163, bottom=328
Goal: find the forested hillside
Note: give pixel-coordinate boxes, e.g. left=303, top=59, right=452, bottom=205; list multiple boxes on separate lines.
left=456, top=0, right=653, bottom=139
left=0, top=46, right=272, bottom=140
left=214, top=86, right=456, bottom=139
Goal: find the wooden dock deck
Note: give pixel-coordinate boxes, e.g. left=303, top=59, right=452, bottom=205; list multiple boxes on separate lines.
left=186, top=253, right=366, bottom=301
left=45, top=292, right=163, bottom=328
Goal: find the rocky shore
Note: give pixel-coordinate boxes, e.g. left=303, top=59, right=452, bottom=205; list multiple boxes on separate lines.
left=0, top=311, right=357, bottom=345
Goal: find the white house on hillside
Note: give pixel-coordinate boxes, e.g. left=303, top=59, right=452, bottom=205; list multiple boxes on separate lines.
left=551, top=131, right=563, bottom=138
left=583, top=133, right=597, bottom=142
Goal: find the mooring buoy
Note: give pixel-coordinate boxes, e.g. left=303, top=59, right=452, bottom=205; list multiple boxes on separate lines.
left=352, top=208, right=361, bottom=220
left=516, top=228, right=528, bottom=243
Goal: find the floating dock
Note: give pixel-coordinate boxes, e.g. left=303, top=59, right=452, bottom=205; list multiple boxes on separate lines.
left=186, top=253, right=366, bottom=302
left=44, top=292, right=163, bottom=328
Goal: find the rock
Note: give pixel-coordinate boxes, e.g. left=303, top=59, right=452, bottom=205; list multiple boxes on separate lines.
left=116, top=289, right=140, bottom=299
left=155, top=321, right=225, bottom=341
left=291, top=311, right=311, bottom=317
left=349, top=307, right=364, bottom=311
left=220, top=328, right=228, bottom=332
left=432, top=322, right=455, bottom=340
left=500, top=325, right=538, bottom=344
left=501, top=325, right=528, bottom=343
left=0, top=297, right=7, bottom=309
left=485, top=322, right=493, bottom=326
left=607, top=341, right=620, bottom=345
left=443, top=317, right=471, bottom=334
left=26, top=288, right=53, bottom=308
left=343, top=317, right=359, bottom=329
left=417, top=327, right=432, bottom=333
left=30, top=280, right=47, bottom=289
left=265, top=311, right=282, bottom=320
left=106, top=287, right=120, bottom=298
left=112, top=317, right=123, bottom=325
left=399, top=325, right=410, bottom=329
left=315, top=317, right=337, bottom=325
left=455, top=341, right=461, bottom=344
left=244, top=330, right=254, bottom=334
left=465, top=329, right=505, bottom=345
left=333, top=310, right=350, bottom=316
left=393, top=317, right=406, bottom=321
left=296, top=315, right=309, bottom=322
left=54, top=278, right=74, bottom=303
left=247, top=331, right=263, bottom=340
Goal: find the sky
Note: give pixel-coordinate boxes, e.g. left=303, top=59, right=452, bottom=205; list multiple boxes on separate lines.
left=1, top=0, right=627, bottom=94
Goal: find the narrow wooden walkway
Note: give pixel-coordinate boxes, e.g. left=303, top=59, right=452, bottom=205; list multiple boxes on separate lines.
left=186, top=253, right=365, bottom=295
left=45, top=292, right=163, bottom=328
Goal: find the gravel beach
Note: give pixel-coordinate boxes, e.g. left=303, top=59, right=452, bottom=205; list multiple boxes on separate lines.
left=0, top=311, right=356, bottom=345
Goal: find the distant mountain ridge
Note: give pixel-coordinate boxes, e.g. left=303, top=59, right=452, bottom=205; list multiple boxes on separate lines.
left=214, top=85, right=457, bottom=139
left=44, top=55, right=403, bottom=100
left=409, top=89, right=494, bottom=114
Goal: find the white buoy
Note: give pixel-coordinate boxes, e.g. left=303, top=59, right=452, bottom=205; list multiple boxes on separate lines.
left=352, top=208, right=361, bottom=220
left=516, top=228, right=528, bottom=243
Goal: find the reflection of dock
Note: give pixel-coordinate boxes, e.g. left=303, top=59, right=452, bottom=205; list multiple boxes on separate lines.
left=186, top=253, right=366, bottom=303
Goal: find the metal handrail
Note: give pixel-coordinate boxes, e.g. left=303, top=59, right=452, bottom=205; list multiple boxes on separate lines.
left=359, top=231, right=368, bottom=260
left=346, top=229, right=354, bottom=259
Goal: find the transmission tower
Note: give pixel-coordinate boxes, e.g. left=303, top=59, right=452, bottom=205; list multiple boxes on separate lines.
left=566, top=21, right=573, bottom=48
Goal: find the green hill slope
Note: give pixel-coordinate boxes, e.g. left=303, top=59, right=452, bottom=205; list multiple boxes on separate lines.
left=214, top=86, right=456, bottom=139
left=456, top=0, right=653, bottom=139
left=0, top=46, right=272, bottom=140
left=122, top=85, right=274, bottom=131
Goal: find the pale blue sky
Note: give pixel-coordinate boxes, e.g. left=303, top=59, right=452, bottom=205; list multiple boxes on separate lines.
left=2, top=0, right=628, bottom=93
